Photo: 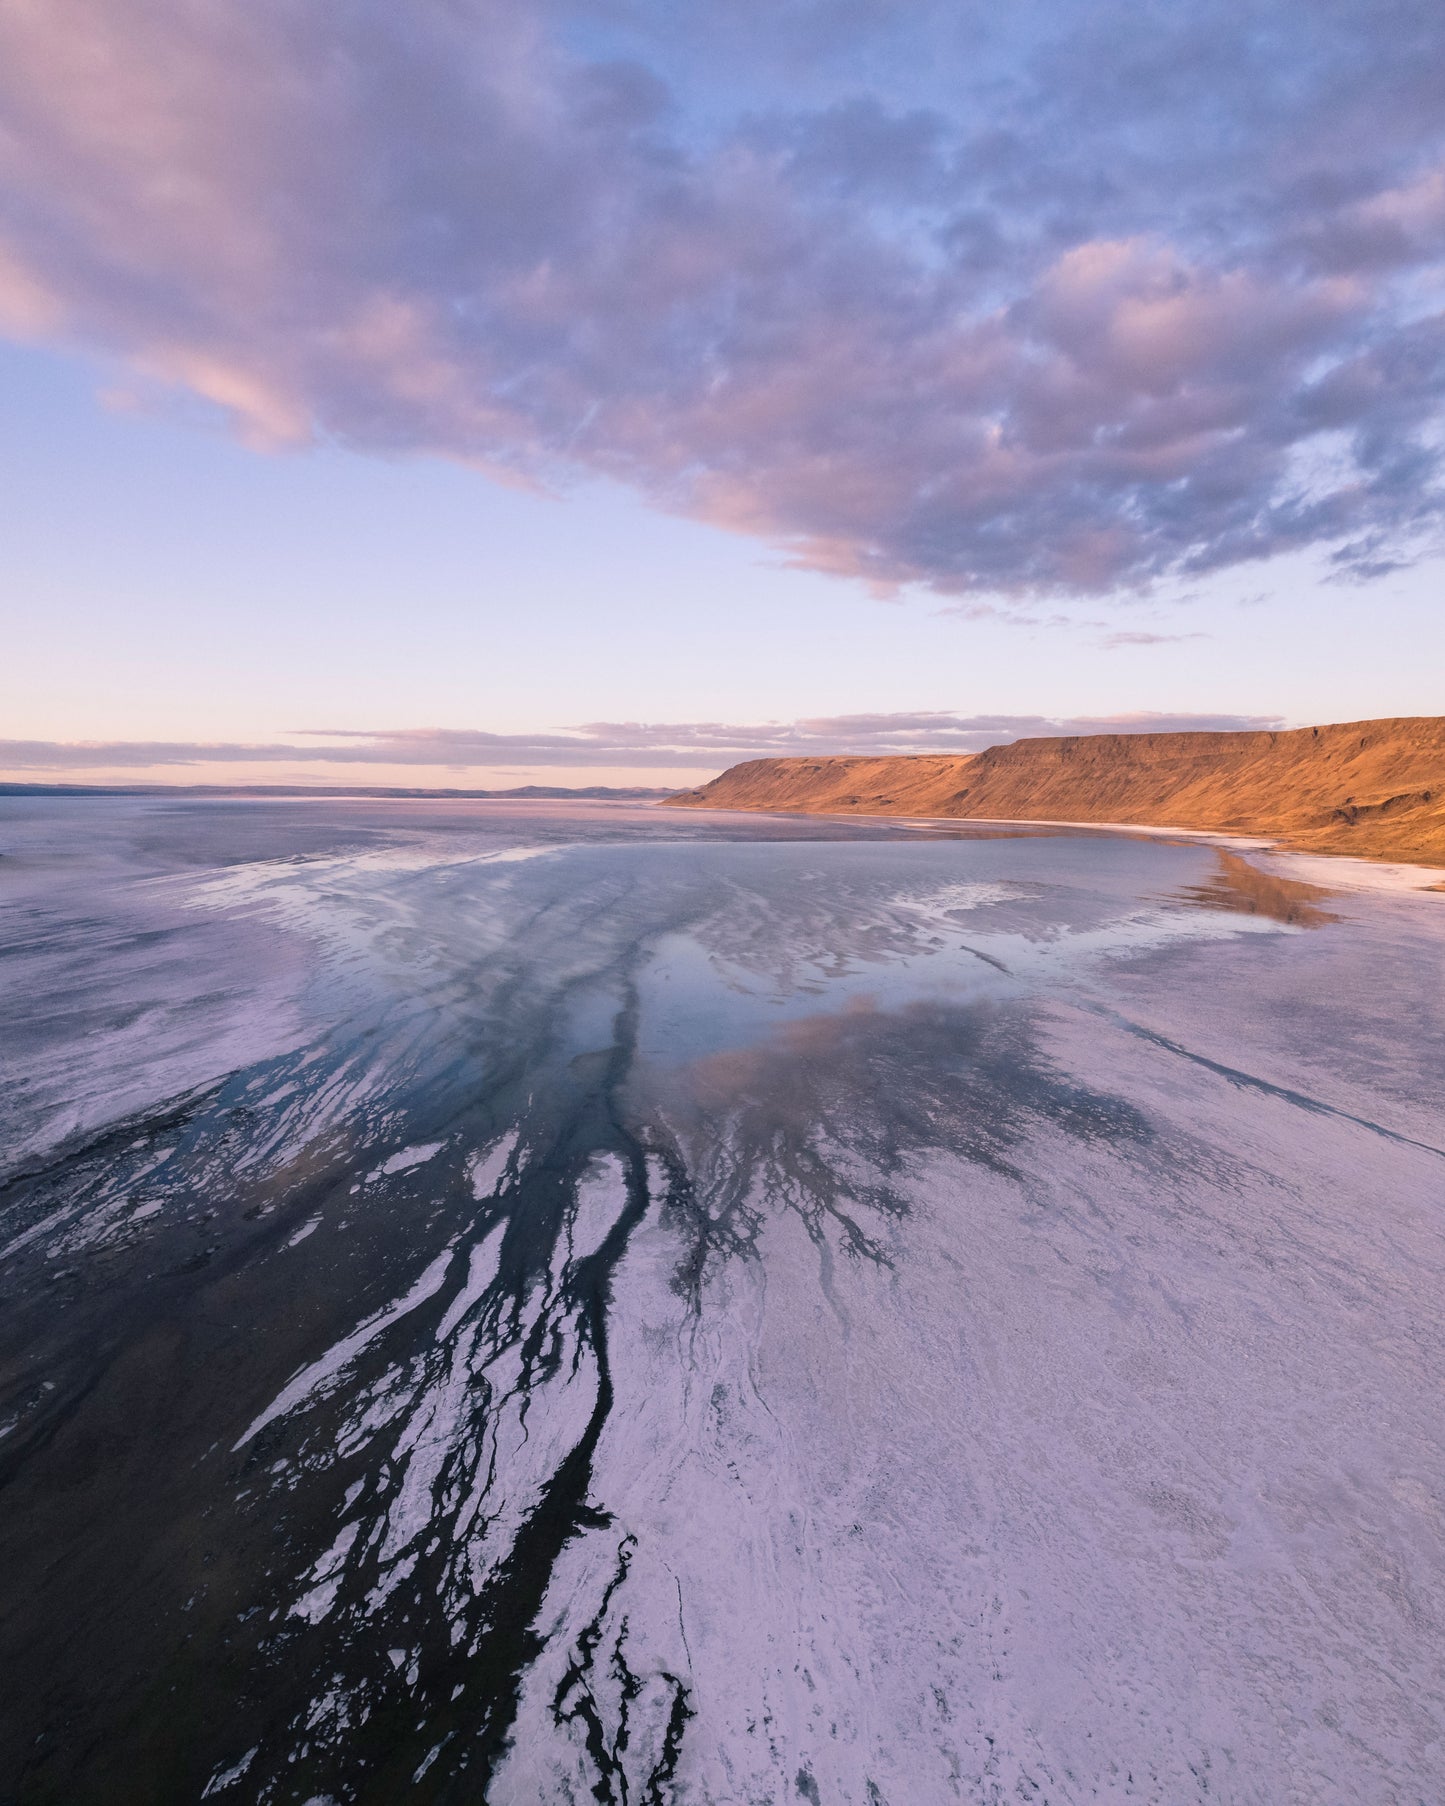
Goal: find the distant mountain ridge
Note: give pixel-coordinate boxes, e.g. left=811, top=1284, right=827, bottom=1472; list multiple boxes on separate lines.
left=666, top=717, right=1445, bottom=864
left=0, top=783, right=672, bottom=800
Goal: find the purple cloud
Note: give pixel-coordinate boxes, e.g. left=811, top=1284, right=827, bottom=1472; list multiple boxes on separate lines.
left=0, top=711, right=1286, bottom=773
left=1097, top=630, right=1209, bottom=649
left=0, top=0, right=1441, bottom=597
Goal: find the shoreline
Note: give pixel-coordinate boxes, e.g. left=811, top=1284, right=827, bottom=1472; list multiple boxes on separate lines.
left=921, top=814, right=1445, bottom=893
left=662, top=719, right=1445, bottom=875
left=662, top=802, right=1445, bottom=892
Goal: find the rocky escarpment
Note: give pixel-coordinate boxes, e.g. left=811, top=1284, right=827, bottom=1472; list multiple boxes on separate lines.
left=667, top=717, right=1445, bottom=864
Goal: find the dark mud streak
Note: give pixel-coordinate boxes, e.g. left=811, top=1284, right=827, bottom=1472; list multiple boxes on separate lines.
left=0, top=1079, right=224, bottom=1196
left=1, top=917, right=1146, bottom=1806
left=551, top=1533, right=686, bottom=1805
left=436, top=962, right=664, bottom=1800
left=214, top=949, right=677, bottom=1805
left=10, top=811, right=1406, bottom=1804
left=1, top=976, right=567, bottom=1802
left=654, top=1002, right=1155, bottom=1297
left=0, top=1070, right=345, bottom=1486
left=1109, top=1013, right=1445, bottom=1161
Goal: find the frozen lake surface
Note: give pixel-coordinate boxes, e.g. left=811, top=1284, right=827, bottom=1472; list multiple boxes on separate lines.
left=1, top=795, right=1443, bottom=1805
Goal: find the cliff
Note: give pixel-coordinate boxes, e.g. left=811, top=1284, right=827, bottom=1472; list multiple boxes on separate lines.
left=666, top=718, right=1445, bottom=864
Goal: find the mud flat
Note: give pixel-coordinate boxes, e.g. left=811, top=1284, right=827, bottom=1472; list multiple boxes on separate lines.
left=2, top=795, right=1443, bottom=1803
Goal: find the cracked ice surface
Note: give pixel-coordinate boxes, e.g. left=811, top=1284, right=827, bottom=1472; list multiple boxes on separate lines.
left=2, top=796, right=1443, bottom=1804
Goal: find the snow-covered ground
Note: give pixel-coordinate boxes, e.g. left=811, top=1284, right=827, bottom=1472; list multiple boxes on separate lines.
left=2, top=797, right=1442, bottom=1804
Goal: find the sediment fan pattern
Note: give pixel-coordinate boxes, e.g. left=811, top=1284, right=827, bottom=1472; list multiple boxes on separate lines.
left=667, top=717, right=1445, bottom=863
left=4, top=799, right=1445, bottom=1802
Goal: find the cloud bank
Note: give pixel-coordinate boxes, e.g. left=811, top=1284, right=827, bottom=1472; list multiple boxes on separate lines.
left=1, top=1, right=1443, bottom=597
left=0, top=712, right=1285, bottom=774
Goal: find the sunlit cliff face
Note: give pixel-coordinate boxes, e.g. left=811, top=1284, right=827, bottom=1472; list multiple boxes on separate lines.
left=2, top=798, right=1444, bottom=1803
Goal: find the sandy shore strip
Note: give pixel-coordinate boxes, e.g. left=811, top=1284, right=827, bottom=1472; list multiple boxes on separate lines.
left=930, top=816, right=1445, bottom=892
left=718, top=805, right=1445, bottom=893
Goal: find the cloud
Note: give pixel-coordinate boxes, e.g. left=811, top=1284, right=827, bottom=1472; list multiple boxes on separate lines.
left=1097, top=630, right=1208, bottom=649
left=0, top=711, right=1286, bottom=774
left=0, top=0, right=1442, bottom=597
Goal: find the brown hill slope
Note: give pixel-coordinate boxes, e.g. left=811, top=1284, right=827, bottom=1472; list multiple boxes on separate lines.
left=666, top=717, right=1445, bottom=864
left=665, top=754, right=980, bottom=818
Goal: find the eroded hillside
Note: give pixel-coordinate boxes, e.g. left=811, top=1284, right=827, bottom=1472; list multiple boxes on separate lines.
left=667, top=718, right=1445, bottom=863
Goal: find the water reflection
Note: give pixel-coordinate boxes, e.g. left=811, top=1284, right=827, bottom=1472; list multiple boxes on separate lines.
left=1170, top=847, right=1338, bottom=927
left=646, top=993, right=1153, bottom=1283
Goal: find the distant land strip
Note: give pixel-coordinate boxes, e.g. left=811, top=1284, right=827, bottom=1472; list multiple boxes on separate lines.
left=665, top=717, right=1445, bottom=866
left=0, top=783, right=673, bottom=801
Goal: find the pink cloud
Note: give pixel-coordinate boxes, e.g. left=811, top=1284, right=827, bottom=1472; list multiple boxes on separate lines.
left=0, top=0, right=1442, bottom=598
left=0, top=711, right=1287, bottom=777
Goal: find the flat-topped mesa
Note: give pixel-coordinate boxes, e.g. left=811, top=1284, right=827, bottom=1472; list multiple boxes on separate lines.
left=666, top=717, right=1445, bottom=864
left=666, top=753, right=978, bottom=818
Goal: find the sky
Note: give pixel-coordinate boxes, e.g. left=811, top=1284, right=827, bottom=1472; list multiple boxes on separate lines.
left=1, top=0, right=1442, bottom=789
